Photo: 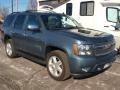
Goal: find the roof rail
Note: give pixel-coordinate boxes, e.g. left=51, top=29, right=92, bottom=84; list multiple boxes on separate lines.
left=24, top=9, right=55, bottom=13
left=11, top=12, right=20, bottom=14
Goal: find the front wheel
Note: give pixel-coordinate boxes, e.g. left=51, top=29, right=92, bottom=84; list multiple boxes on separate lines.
left=47, top=50, right=70, bottom=81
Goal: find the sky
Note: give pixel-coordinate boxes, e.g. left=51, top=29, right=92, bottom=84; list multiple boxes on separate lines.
left=0, top=0, right=29, bottom=13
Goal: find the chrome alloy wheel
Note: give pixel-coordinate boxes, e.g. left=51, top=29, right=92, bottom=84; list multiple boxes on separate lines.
left=48, top=56, right=63, bottom=77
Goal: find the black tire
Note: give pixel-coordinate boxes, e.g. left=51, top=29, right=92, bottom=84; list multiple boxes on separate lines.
left=47, top=50, right=70, bottom=81
left=5, top=39, right=17, bottom=58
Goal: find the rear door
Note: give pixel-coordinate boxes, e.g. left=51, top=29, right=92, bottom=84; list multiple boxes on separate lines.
left=12, top=14, right=27, bottom=50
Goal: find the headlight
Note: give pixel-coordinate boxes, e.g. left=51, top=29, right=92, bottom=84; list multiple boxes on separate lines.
left=73, top=44, right=93, bottom=56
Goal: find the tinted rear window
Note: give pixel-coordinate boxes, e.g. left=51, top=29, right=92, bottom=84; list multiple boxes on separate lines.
left=3, top=15, right=15, bottom=27
left=14, top=15, right=26, bottom=29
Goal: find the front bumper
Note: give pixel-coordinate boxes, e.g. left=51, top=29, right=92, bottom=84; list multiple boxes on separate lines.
left=68, top=50, right=116, bottom=75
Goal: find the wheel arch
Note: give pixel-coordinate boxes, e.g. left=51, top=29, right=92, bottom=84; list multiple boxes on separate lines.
left=45, top=46, right=68, bottom=57
left=4, top=35, right=11, bottom=43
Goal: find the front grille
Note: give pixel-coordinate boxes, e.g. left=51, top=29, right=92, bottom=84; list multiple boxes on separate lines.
left=94, top=42, right=115, bottom=56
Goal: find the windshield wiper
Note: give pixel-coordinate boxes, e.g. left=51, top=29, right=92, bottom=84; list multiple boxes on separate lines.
left=65, top=26, right=78, bottom=29
left=78, top=27, right=85, bottom=29
left=78, top=29, right=91, bottom=34
left=49, top=27, right=65, bottom=31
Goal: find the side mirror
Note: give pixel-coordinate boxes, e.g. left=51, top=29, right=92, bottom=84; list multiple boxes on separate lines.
left=27, top=24, right=40, bottom=31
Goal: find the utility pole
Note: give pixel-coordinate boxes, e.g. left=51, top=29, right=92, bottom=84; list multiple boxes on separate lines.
left=11, top=0, right=13, bottom=13
left=16, top=0, right=18, bottom=12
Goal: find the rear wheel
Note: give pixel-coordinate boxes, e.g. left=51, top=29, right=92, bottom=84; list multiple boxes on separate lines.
left=47, top=50, right=70, bottom=81
left=5, top=39, right=17, bottom=58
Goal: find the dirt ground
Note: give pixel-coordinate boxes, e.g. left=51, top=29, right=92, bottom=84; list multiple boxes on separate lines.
left=0, top=40, right=120, bottom=90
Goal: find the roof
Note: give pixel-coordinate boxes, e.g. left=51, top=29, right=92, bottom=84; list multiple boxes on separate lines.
left=10, top=10, right=62, bottom=16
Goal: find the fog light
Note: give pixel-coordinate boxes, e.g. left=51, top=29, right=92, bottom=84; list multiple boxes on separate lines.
left=104, top=63, right=111, bottom=69
left=97, top=67, right=102, bottom=71
left=82, top=67, right=91, bottom=72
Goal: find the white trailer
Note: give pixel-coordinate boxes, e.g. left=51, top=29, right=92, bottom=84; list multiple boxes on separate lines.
left=37, top=0, right=120, bottom=48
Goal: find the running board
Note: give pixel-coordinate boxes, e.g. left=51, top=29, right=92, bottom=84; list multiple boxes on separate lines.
left=17, top=50, right=46, bottom=66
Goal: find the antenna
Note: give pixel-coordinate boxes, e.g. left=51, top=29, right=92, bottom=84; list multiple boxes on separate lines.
left=11, top=0, right=14, bottom=13
left=16, top=0, right=18, bottom=12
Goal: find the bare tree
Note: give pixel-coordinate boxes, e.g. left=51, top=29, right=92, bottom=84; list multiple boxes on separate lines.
left=0, top=7, right=9, bottom=19
left=2, top=7, right=9, bottom=19
left=0, top=6, right=2, bottom=16
left=27, top=0, right=37, bottom=10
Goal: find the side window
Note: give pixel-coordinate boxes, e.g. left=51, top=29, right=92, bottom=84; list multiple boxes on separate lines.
left=14, top=15, right=26, bottom=29
left=80, top=1, right=94, bottom=16
left=27, top=15, right=40, bottom=28
left=66, top=3, right=72, bottom=16
left=3, top=15, right=15, bottom=27
left=62, top=17, right=76, bottom=27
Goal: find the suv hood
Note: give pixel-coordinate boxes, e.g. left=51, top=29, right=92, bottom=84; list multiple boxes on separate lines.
left=68, top=28, right=108, bottom=37
left=57, top=28, right=114, bottom=44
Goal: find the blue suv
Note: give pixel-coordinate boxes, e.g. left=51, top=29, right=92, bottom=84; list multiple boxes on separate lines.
left=3, top=11, right=116, bottom=81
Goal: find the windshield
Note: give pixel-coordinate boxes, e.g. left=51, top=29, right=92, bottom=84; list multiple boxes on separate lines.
left=41, top=14, right=81, bottom=30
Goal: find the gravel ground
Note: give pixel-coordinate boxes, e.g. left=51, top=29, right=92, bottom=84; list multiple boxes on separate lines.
left=0, top=41, right=120, bottom=90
